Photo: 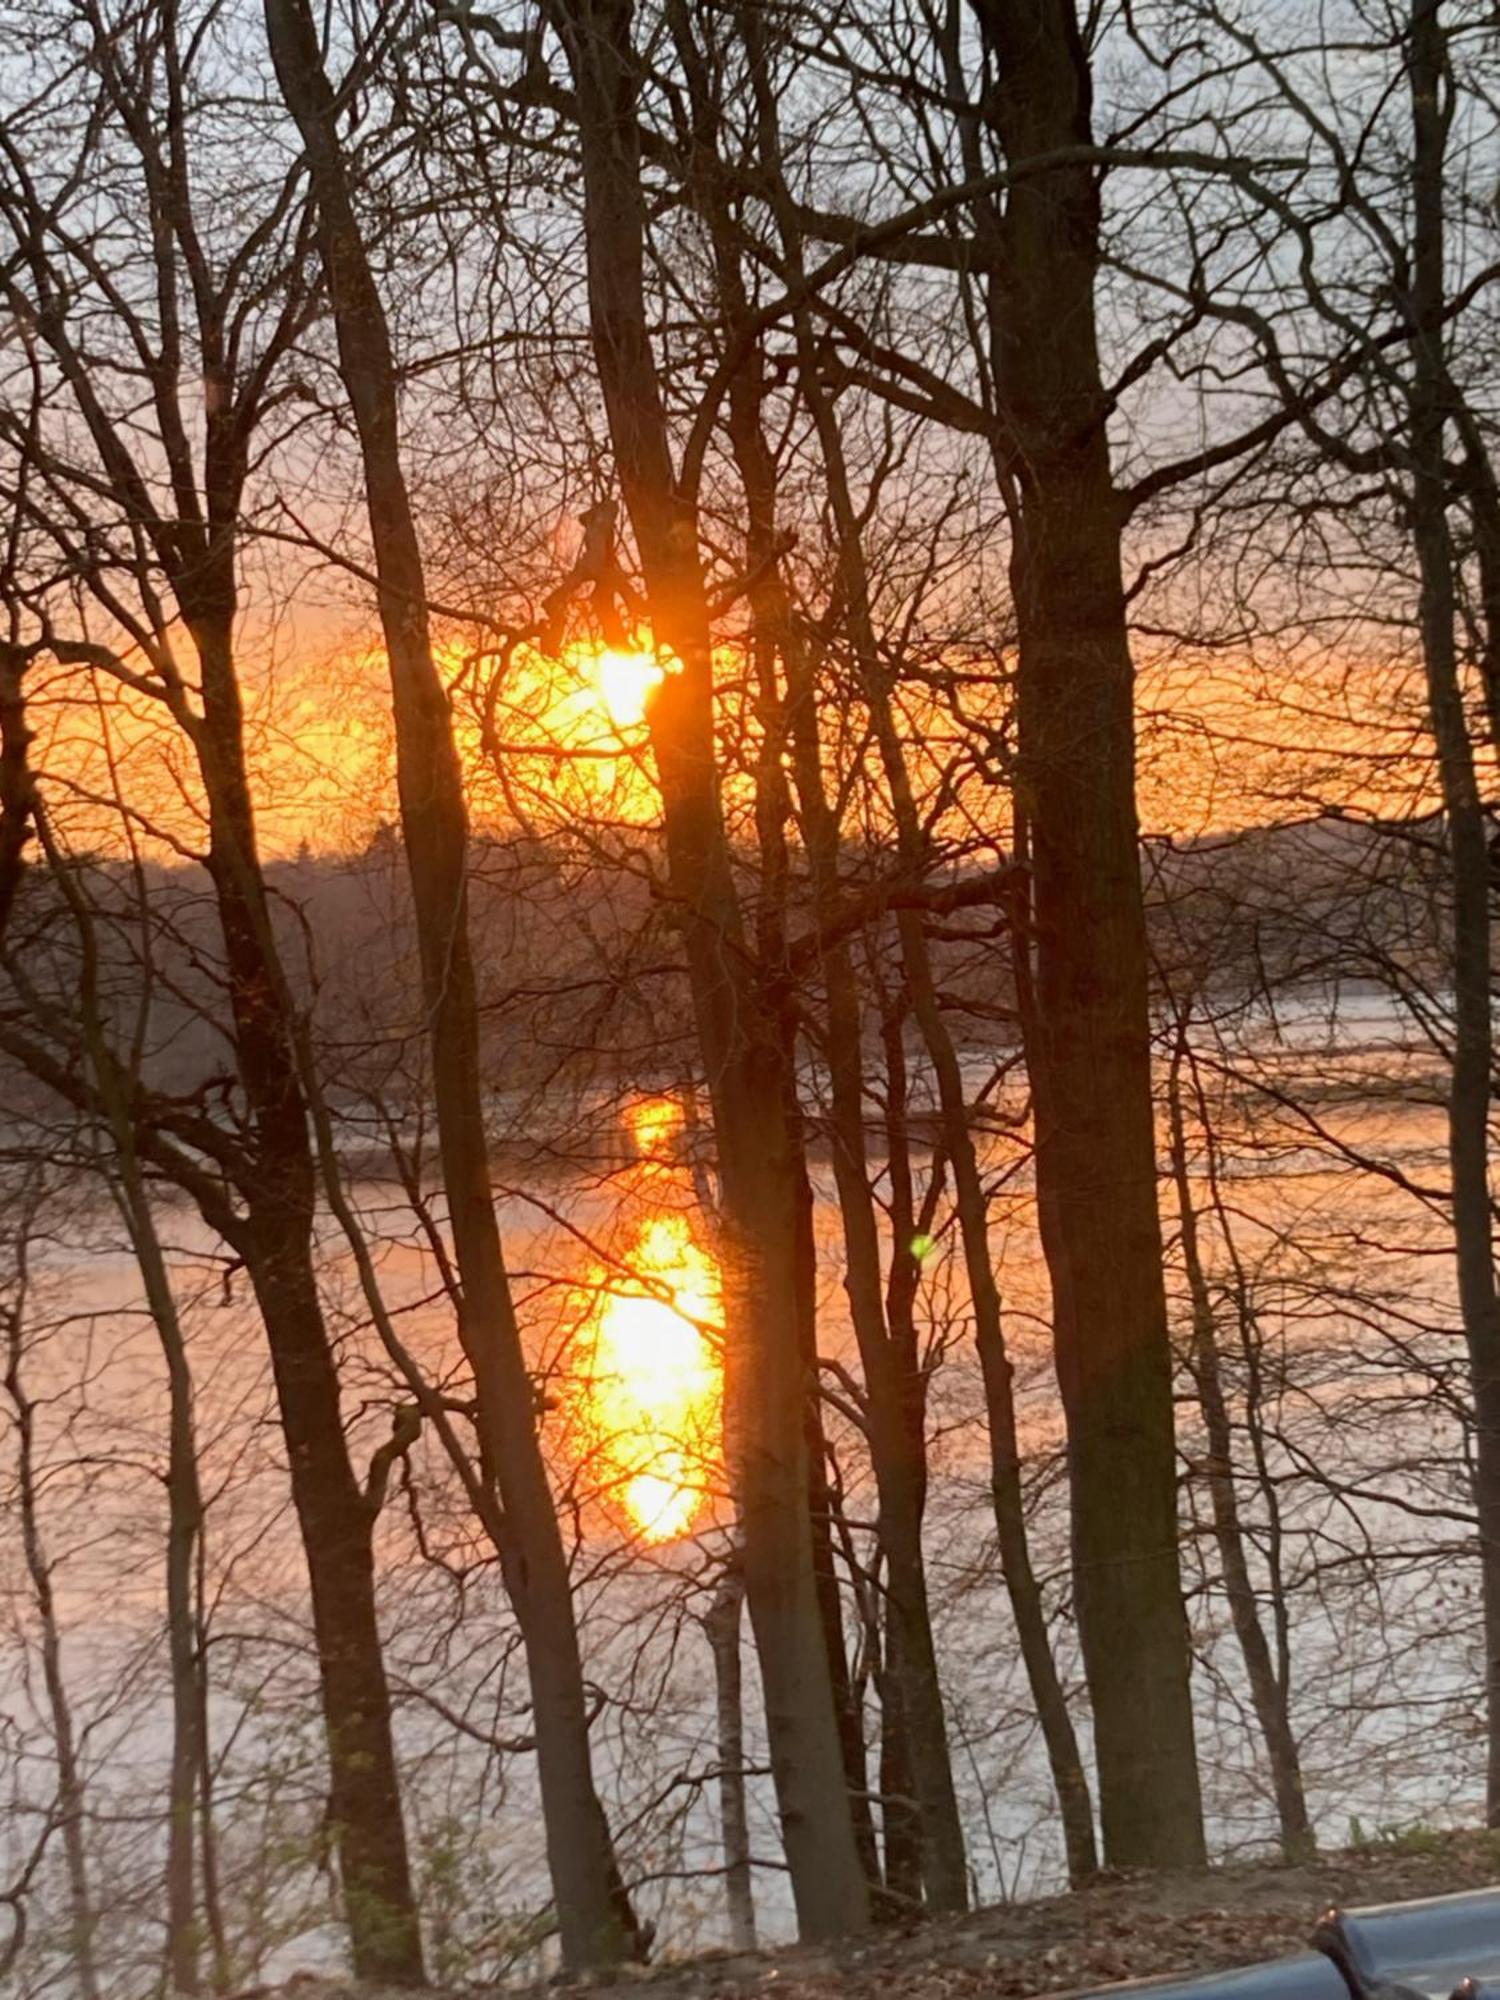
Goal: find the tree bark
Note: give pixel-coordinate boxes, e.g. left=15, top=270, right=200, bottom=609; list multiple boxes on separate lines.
left=750, top=88, right=1085, bottom=1879
left=116, top=1161, right=207, bottom=1989
left=706, top=1558, right=758, bottom=1952
left=546, top=0, right=871, bottom=1936
left=875, top=1619, right=924, bottom=1910
left=1406, top=0, right=1500, bottom=1824
left=49, top=810, right=211, bottom=1990
left=970, top=0, right=1206, bottom=1867
left=189, top=589, right=426, bottom=1983
left=689, top=122, right=950, bottom=1891
left=260, top=0, right=641, bottom=1964
left=2, top=1220, right=102, bottom=2000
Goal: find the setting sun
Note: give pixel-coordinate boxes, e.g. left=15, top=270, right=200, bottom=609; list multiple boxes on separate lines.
left=592, top=648, right=664, bottom=729
left=572, top=1215, right=722, bottom=1542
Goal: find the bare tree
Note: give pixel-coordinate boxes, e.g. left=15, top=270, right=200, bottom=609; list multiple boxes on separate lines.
left=537, top=0, right=875, bottom=1936
left=0, top=5, right=423, bottom=1971
left=1145, top=0, right=1500, bottom=1815
left=45, top=808, right=212, bottom=1986
left=1, top=1174, right=102, bottom=2000
left=1163, top=1003, right=1313, bottom=1859
left=260, top=0, right=645, bottom=1964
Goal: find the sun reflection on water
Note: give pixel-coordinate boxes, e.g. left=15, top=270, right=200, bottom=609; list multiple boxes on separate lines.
left=574, top=1211, right=721, bottom=1543
left=627, top=1093, right=684, bottom=1162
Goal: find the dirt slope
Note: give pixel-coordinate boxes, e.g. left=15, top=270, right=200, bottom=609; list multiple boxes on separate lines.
left=244, top=1829, right=1500, bottom=2000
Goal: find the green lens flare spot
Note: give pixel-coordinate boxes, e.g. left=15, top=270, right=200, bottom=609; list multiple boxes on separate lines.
left=909, top=1232, right=934, bottom=1264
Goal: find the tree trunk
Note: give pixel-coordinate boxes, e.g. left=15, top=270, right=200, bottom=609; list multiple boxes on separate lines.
left=548, top=0, right=871, bottom=1936
left=44, top=809, right=211, bottom=1989
left=752, top=96, right=1082, bottom=1879
left=119, top=1167, right=207, bottom=1990
left=261, top=0, right=640, bottom=1964
left=797, top=1176, right=884, bottom=1897
left=775, top=476, right=968, bottom=1918
left=706, top=1558, right=758, bottom=1952
left=1166, top=1038, right=1313, bottom=1859
left=971, top=0, right=1205, bottom=1867
left=897, top=893, right=1097, bottom=1890
left=1406, top=0, right=1500, bottom=1824
left=695, top=169, right=930, bottom=1891
left=734, top=395, right=883, bottom=1895
left=876, top=1620, right=925, bottom=1910
left=196, top=1521, right=232, bottom=1996
left=0, top=82, right=423, bottom=1973
left=238, top=1220, right=422, bottom=1980
left=2, top=1230, right=102, bottom=2000
left=189, top=599, right=425, bottom=1983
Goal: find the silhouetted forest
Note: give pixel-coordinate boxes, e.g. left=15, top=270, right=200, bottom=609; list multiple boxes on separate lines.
left=1, top=0, right=1497, bottom=1991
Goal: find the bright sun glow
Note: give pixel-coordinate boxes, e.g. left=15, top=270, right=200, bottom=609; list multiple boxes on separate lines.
left=592, top=648, right=664, bottom=729
left=627, top=1093, right=683, bottom=1162
left=574, top=1215, right=721, bottom=1542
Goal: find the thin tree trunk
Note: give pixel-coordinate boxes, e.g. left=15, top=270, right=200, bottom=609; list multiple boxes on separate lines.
left=196, top=1523, right=231, bottom=1996
left=0, top=641, right=35, bottom=943
left=119, top=1168, right=206, bottom=1989
left=706, top=1557, right=758, bottom=1952
left=971, top=0, right=1205, bottom=1867
left=52, top=813, right=209, bottom=1990
left=2, top=1221, right=101, bottom=2000
left=1197, top=1111, right=1300, bottom=1841
left=895, top=874, right=1096, bottom=1889
left=876, top=1620, right=924, bottom=1910
left=726, top=338, right=882, bottom=1896
left=797, top=1183, right=884, bottom=1897
left=189, top=600, right=425, bottom=1983
left=262, top=4, right=639, bottom=1962
left=545, top=0, right=871, bottom=1939
left=743, top=228, right=970, bottom=1917
left=0, top=928, right=421, bottom=1988
left=776, top=555, right=962, bottom=1913
left=0, top=87, right=422, bottom=1972
left=751, top=101, right=1085, bottom=1880
left=1165, top=1037, right=1313, bottom=1859
left=238, top=1226, right=422, bottom=1978
left=707, top=281, right=895, bottom=1896
left=36, top=799, right=211, bottom=1991
left=1406, top=0, right=1500, bottom=1824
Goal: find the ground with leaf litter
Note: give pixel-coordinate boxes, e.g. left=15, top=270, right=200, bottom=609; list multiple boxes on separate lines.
left=243, top=1829, right=1500, bottom=2000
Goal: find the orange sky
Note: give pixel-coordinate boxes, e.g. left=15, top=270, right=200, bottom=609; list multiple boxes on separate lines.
left=27, top=615, right=1459, bottom=868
